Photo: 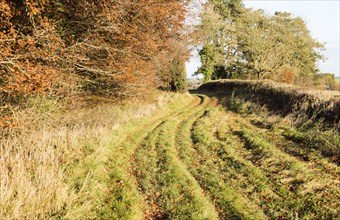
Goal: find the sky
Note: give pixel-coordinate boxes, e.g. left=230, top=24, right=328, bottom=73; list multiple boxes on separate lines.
left=186, top=0, right=340, bottom=78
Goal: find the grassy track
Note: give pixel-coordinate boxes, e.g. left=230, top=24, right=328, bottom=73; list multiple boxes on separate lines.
left=77, top=92, right=338, bottom=219
left=3, top=92, right=338, bottom=219
left=98, top=92, right=339, bottom=219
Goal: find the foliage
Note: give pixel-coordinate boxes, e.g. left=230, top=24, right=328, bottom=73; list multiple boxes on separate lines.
left=0, top=0, right=190, bottom=104
left=196, top=44, right=216, bottom=81
left=168, top=58, right=187, bottom=92
left=194, top=2, right=239, bottom=81
left=195, top=1, right=324, bottom=83
left=0, top=0, right=65, bottom=102
left=157, top=40, right=189, bottom=92
left=314, top=73, right=336, bottom=90
left=237, top=10, right=324, bottom=80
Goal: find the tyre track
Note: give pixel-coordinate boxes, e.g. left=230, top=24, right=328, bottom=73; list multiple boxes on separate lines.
left=101, top=92, right=340, bottom=219
left=188, top=108, right=268, bottom=219
left=213, top=109, right=340, bottom=218
left=132, top=95, right=219, bottom=219
left=99, top=95, right=201, bottom=218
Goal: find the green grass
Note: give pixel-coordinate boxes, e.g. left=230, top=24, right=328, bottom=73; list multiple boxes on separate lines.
left=1, top=90, right=339, bottom=219
left=133, top=95, right=219, bottom=219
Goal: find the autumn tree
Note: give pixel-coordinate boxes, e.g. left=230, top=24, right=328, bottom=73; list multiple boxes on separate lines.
left=157, top=39, right=189, bottom=92
left=0, top=0, right=66, bottom=102
left=1, top=0, right=191, bottom=103
left=52, top=0, right=190, bottom=97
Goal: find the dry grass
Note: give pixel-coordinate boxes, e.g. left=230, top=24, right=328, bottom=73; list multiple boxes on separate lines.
left=0, top=92, right=183, bottom=219
left=198, top=79, right=340, bottom=124
left=2, top=87, right=339, bottom=219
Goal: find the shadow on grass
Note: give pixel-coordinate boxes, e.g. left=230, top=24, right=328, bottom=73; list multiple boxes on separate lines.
left=189, top=88, right=340, bottom=165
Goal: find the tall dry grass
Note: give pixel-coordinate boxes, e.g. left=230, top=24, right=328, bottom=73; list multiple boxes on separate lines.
left=0, top=92, right=178, bottom=219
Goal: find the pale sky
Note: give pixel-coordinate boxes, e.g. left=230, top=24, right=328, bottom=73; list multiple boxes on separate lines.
left=186, top=0, right=340, bottom=78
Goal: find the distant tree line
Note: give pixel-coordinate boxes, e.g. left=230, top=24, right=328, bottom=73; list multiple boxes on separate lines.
left=0, top=0, right=189, bottom=103
left=194, top=0, right=326, bottom=85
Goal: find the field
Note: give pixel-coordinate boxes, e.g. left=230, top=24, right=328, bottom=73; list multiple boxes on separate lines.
left=1, top=82, right=340, bottom=219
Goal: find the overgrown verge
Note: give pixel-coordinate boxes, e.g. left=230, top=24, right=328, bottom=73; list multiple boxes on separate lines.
left=198, top=79, right=340, bottom=124
left=0, top=91, right=193, bottom=219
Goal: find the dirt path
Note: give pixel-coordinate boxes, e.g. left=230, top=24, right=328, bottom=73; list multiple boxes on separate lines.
left=100, top=94, right=340, bottom=219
